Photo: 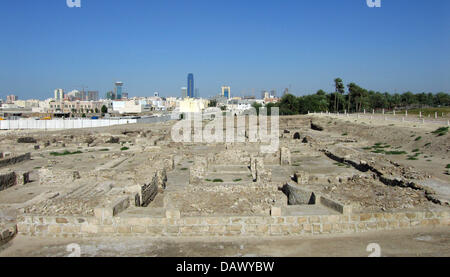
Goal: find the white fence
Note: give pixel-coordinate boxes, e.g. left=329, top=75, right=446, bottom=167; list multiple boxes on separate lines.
left=0, top=115, right=172, bottom=130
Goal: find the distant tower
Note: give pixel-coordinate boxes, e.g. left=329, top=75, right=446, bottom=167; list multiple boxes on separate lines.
left=54, top=89, right=64, bottom=101
left=6, top=94, right=18, bottom=104
left=221, top=86, right=231, bottom=99
left=114, top=82, right=124, bottom=99
left=181, top=87, right=187, bottom=99
left=187, top=74, right=194, bottom=98
left=106, top=91, right=115, bottom=100
left=270, top=89, right=277, bottom=98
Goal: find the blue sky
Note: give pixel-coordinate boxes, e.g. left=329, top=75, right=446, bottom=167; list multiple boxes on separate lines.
left=0, top=0, right=449, bottom=99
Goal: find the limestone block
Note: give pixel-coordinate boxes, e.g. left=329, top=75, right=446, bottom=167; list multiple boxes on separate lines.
left=294, top=171, right=309, bottom=185
left=271, top=207, right=282, bottom=217
left=280, top=147, right=291, bottom=165
left=166, top=209, right=181, bottom=219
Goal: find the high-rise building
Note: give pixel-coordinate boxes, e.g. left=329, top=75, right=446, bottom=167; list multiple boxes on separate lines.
left=106, top=91, right=115, bottom=100
left=122, top=92, right=129, bottom=99
left=195, top=88, right=199, bottom=98
left=221, top=86, right=231, bottom=99
left=54, top=89, right=64, bottom=101
left=115, top=82, right=124, bottom=99
left=187, top=74, right=194, bottom=98
left=181, top=87, right=187, bottom=99
left=6, top=94, right=18, bottom=104
left=270, top=89, right=277, bottom=98
left=87, top=91, right=99, bottom=101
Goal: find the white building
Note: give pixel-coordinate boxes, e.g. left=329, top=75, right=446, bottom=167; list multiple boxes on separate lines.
left=178, top=98, right=208, bottom=113
left=112, top=100, right=151, bottom=114
left=54, top=89, right=64, bottom=101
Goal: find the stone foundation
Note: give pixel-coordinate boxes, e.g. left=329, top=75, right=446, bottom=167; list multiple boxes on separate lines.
left=0, top=172, right=16, bottom=192
left=16, top=210, right=450, bottom=238
left=0, top=153, right=31, bottom=168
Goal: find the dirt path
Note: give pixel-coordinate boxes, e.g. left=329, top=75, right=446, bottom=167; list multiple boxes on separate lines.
left=1, top=227, right=449, bottom=257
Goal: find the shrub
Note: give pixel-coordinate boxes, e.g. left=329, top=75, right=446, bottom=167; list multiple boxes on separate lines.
left=384, top=151, right=407, bottom=155
left=432, top=127, right=449, bottom=136
left=50, top=150, right=82, bottom=156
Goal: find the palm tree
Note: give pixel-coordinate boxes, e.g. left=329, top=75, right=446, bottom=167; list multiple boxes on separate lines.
left=334, top=78, right=345, bottom=112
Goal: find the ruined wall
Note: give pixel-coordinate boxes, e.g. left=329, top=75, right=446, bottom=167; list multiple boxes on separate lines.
left=16, top=210, right=450, bottom=238
left=189, top=156, right=207, bottom=184
left=0, top=153, right=31, bottom=168
left=0, top=172, right=16, bottom=192
left=280, top=147, right=291, bottom=166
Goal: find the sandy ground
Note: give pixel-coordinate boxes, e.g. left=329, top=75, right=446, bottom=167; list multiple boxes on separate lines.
left=1, top=227, right=449, bottom=257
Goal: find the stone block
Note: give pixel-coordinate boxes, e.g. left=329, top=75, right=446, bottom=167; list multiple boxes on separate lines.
left=166, top=210, right=181, bottom=220
left=270, top=207, right=282, bottom=217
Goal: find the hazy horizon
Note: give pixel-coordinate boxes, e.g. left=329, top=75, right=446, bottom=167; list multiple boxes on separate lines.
left=1, top=0, right=449, bottom=100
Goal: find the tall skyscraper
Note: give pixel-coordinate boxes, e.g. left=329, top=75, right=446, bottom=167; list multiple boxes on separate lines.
left=221, top=86, right=231, bottom=99
left=87, top=91, right=99, bottom=101
left=270, top=89, right=277, bottom=98
left=187, top=74, right=194, bottom=98
left=106, top=91, right=115, bottom=100
left=115, top=82, right=124, bottom=99
left=54, top=89, right=64, bottom=101
left=181, top=87, right=187, bottom=99
left=6, top=94, right=18, bottom=104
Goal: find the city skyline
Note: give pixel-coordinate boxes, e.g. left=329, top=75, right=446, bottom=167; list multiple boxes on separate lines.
left=1, top=0, right=449, bottom=100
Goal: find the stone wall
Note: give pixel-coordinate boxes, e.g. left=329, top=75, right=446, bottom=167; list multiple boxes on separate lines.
left=280, top=147, right=291, bottom=166
left=16, top=210, right=450, bottom=238
left=189, top=156, right=207, bottom=184
left=255, top=158, right=272, bottom=183
left=0, top=153, right=31, bottom=168
left=0, top=172, right=16, bottom=192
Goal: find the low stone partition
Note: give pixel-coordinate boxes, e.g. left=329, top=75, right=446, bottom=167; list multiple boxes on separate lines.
left=0, top=172, right=16, bottom=192
left=0, top=153, right=31, bottom=168
left=320, top=196, right=352, bottom=215
left=0, top=171, right=32, bottom=192
left=16, top=210, right=449, bottom=238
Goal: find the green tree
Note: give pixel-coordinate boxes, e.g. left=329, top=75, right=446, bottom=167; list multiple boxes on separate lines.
left=208, top=100, right=217, bottom=107
left=334, top=78, right=345, bottom=112
left=101, top=105, right=108, bottom=114
left=251, top=102, right=263, bottom=115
